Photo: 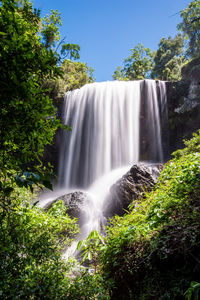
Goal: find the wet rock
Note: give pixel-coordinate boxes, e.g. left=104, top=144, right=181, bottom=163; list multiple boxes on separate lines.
left=44, top=191, right=88, bottom=225
left=103, top=163, right=163, bottom=218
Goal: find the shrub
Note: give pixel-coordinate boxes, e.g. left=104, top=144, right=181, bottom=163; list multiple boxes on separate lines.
left=173, top=129, right=200, bottom=158
left=100, top=143, right=200, bottom=299
left=0, top=187, right=79, bottom=299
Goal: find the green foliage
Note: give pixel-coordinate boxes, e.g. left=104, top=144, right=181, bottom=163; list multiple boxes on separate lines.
left=61, top=44, right=80, bottom=61
left=0, top=187, right=79, bottom=299
left=61, top=59, right=94, bottom=91
left=0, top=0, right=64, bottom=175
left=41, top=9, right=62, bottom=49
left=77, top=230, right=104, bottom=272
left=177, top=0, right=200, bottom=58
left=44, top=59, right=95, bottom=99
left=152, top=35, right=186, bottom=81
left=0, top=0, right=81, bottom=179
left=113, top=43, right=154, bottom=80
left=173, top=129, right=200, bottom=158
left=41, top=9, right=80, bottom=60
left=185, top=281, right=200, bottom=300
left=112, top=66, right=129, bottom=81
left=66, top=271, right=112, bottom=300
left=113, top=37, right=186, bottom=81
left=0, top=181, right=110, bottom=299
left=100, top=131, right=200, bottom=299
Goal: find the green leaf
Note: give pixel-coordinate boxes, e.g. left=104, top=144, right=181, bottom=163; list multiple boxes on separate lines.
left=77, top=240, right=83, bottom=250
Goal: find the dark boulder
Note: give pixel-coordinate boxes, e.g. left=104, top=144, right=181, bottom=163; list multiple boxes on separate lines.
left=44, top=164, right=163, bottom=225
left=103, top=163, right=163, bottom=218
left=44, top=191, right=89, bottom=225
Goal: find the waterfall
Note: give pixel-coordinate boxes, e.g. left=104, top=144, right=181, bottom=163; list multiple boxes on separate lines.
left=39, top=79, right=168, bottom=258
left=58, top=80, right=167, bottom=190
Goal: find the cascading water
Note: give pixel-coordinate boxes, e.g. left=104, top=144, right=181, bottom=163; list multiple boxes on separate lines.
left=41, top=80, right=168, bottom=258
left=59, top=80, right=167, bottom=189
left=139, top=80, right=168, bottom=162
left=58, top=81, right=141, bottom=189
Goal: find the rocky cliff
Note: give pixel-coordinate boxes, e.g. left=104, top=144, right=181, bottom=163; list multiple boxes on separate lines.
left=166, top=58, right=200, bottom=154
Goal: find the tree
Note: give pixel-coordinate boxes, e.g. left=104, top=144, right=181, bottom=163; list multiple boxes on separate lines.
left=41, top=9, right=80, bottom=60
left=0, top=0, right=83, bottom=225
left=0, top=0, right=77, bottom=177
left=177, top=0, right=200, bottom=58
left=41, top=9, right=62, bottom=49
left=39, top=9, right=93, bottom=98
left=151, top=35, right=186, bottom=81
left=112, top=66, right=129, bottom=81
left=44, top=59, right=95, bottom=99
left=61, top=60, right=94, bottom=92
left=112, top=43, right=154, bottom=80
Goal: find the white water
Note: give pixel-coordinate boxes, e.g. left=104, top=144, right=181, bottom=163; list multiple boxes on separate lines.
left=58, top=81, right=141, bottom=189
left=42, top=80, right=168, bottom=257
left=143, top=80, right=163, bottom=161
left=143, top=80, right=168, bottom=162
left=63, top=166, right=130, bottom=259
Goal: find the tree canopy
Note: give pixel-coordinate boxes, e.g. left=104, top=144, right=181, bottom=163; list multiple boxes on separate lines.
left=151, top=35, right=186, bottom=81
left=177, top=0, right=200, bottom=58
left=113, top=43, right=154, bottom=80
left=112, top=38, right=186, bottom=82
left=44, top=59, right=95, bottom=99
left=0, top=0, right=80, bottom=177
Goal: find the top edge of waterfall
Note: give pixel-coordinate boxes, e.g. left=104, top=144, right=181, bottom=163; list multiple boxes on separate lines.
left=64, top=79, right=167, bottom=96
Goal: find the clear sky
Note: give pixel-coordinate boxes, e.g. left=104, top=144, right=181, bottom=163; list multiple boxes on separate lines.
left=33, top=0, right=190, bottom=82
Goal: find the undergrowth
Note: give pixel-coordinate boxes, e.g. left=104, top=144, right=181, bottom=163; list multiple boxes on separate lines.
left=100, top=130, right=200, bottom=299
left=0, top=184, right=111, bottom=299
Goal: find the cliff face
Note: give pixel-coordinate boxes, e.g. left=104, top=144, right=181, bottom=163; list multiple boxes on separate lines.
left=167, top=58, right=200, bottom=155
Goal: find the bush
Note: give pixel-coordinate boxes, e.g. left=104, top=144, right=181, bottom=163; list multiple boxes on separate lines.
left=0, top=187, right=79, bottom=299
left=173, top=129, right=200, bottom=158
left=100, top=131, right=200, bottom=299
left=66, top=271, right=112, bottom=300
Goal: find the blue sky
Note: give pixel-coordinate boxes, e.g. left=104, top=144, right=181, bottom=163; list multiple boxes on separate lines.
left=33, top=0, right=190, bottom=82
